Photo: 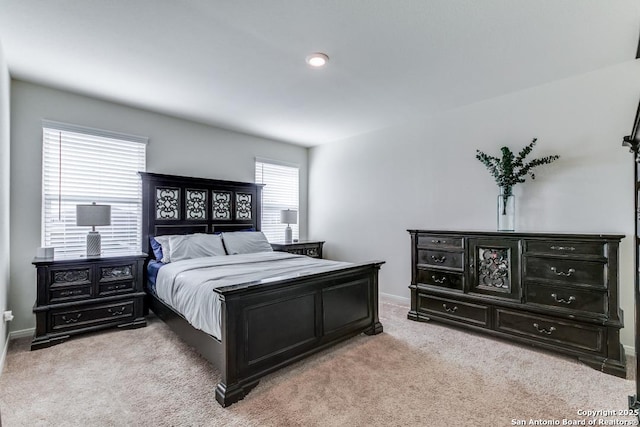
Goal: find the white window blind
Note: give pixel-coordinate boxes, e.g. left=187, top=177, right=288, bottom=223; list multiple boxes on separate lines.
left=42, top=121, right=147, bottom=257
left=255, top=159, right=299, bottom=242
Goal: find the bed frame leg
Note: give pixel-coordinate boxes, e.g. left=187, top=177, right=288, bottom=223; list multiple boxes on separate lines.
left=215, top=380, right=259, bottom=407
left=363, top=321, right=383, bottom=335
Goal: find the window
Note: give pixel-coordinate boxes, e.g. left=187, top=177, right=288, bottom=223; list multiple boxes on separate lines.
left=42, top=121, right=147, bottom=257
left=255, top=159, right=299, bottom=242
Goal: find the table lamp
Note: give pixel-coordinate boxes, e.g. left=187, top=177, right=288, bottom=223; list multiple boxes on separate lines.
left=76, top=203, right=111, bottom=256
left=280, top=209, right=297, bottom=244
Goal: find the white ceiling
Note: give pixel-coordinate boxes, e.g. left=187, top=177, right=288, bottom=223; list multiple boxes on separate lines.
left=0, top=1, right=638, bottom=147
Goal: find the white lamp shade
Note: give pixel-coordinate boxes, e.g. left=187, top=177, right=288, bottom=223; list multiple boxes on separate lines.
left=280, top=209, right=298, bottom=225
left=76, top=204, right=111, bottom=227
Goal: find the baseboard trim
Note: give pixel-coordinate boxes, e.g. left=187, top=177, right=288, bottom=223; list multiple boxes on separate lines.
left=9, top=327, right=34, bottom=340
left=380, top=292, right=410, bottom=307
left=0, top=331, right=8, bottom=378
left=624, top=344, right=635, bottom=358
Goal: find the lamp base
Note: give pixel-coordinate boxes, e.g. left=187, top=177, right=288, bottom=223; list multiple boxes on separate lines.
left=284, top=226, right=292, bottom=244
left=86, top=231, right=101, bottom=257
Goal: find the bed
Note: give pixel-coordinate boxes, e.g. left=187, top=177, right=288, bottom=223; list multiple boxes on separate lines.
left=140, top=172, right=384, bottom=407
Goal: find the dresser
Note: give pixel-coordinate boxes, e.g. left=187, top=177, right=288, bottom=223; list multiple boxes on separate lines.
left=271, top=240, right=324, bottom=259
left=32, top=253, right=147, bottom=350
left=408, top=230, right=626, bottom=378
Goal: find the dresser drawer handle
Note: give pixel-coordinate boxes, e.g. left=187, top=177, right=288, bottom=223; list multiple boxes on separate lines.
left=431, top=275, right=447, bottom=284
left=59, top=289, right=84, bottom=297
left=442, top=303, right=457, bottom=313
left=431, top=255, right=447, bottom=263
left=533, top=323, right=556, bottom=335
left=550, top=246, right=576, bottom=251
left=107, top=306, right=127, bottom=316
left=551, top=293, right=576, bottom=304
left=61, top=313, right=82, bottom=324
left=550, top=267, right=575, bottom=277
left=106, top=284, right=128, bottom=291
left=431, top=239, right=446, bottom=244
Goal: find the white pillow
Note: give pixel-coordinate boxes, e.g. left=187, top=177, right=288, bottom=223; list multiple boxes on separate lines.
left=222, top=231, right=273, bottom=255
left=168, top=233, right=226, bottom=262
left=153, top=235, right=176, bottom=263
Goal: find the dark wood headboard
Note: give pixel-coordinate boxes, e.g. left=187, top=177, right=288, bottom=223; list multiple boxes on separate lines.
left=140, top=172, right=263, bottom=258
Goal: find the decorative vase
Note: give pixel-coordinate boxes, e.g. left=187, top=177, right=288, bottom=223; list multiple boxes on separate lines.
left=497, top=189, right=515, bottom=231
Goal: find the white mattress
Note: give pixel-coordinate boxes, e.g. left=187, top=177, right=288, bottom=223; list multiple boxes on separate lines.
left=155, top=251, right=351, bottom=339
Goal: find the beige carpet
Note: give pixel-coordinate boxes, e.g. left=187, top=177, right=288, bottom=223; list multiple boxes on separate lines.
left=0, top=301, right=636, bottom=426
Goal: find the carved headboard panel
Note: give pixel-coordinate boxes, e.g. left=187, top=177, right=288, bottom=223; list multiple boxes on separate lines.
left=140, top=172, right=263, bottom=258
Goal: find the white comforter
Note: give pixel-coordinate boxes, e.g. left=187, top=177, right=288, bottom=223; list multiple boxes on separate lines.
left=155, top=252, right=351, bottom=339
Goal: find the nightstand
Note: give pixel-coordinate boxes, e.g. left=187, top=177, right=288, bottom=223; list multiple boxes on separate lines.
left=270, top=240, right=325, bottom=259
left=31, top=253, right=147, bottom=350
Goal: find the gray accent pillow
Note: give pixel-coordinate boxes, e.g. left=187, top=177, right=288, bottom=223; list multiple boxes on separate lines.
left=168, top=233, right=226, bottom=262
left=221, top=231, right=273, bottom=255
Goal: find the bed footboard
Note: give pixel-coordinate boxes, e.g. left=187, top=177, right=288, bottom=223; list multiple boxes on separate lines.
left=214, top=261, right=384, bottom=407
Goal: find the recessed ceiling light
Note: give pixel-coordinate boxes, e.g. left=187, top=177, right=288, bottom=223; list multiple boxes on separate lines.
left=306, top=53, right=329, bottom=68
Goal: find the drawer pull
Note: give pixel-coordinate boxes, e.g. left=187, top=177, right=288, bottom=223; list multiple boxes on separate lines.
left=550, top=246, right=576, bottom=251
left=106, top=283, right=129, bottom=291
left=107, top=306, right=126, bottom=316
left=550, top=266, right=575, bottom=277
left=533, top=323, right=556, bottom=335
left=431, top=255, right=447, bottom=263
left=431, top=275, right=447, bottom=284
left=431, top=239, right=446, bottom=244
left=442, top=303, right=458, bottom=313
left=59, top=289, right=84, bottom=297
left=551, top=293, right=576, bottom=304
left=61, top=313, right=82, bottom=324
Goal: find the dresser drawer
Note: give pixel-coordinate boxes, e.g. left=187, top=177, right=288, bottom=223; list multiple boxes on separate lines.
left=495, top=308, right=604, bottom=354
left=526, top=283, right=606, bottom=316
left=524, top=240, right=605, bottom=257
left=417, top=294, right=489, bottom=327
left=524, top=257, right=605, bottom=288
left=50, top=300, right=135, bottom=332
left=417, top=268, right=464, bottom=291
left=417, top=234, right=463, bottom=250
left=418, top=249, right=464, bottom=270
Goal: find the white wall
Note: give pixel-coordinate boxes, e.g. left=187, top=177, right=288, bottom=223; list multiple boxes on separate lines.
left=0, top=41, right=11, bottom=356
left=309, top=60, right=640, bottom=348
left=9, top=80, right=308, bottom=332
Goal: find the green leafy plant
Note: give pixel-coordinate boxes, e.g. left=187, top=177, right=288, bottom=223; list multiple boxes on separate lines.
left=476, top=138, right=559, bottom=214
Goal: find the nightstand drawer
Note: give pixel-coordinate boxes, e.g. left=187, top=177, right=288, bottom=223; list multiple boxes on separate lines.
left=495, top=308, right=604, bottom=354
left=50, top=268, right=92, bottom=287
left=287, top=246, right=321, bottom=258
left=526, top=283, right=606, bottom=316
left=48, top=267, right=93, bottom=303
left=50, top=285, right=92, bottom=303
left=417, top=294, right=489, bottom=327
left=271, top=241, right=324, bottom=259
left=99, top=281, right=135, bottom=296
left=51, top=300, right=135, bottom=331
left=524, top=257, right=605, bottom=288
left=99, top=264, right=134, bottom=282
left=98, top=263, right=136, bottom=295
